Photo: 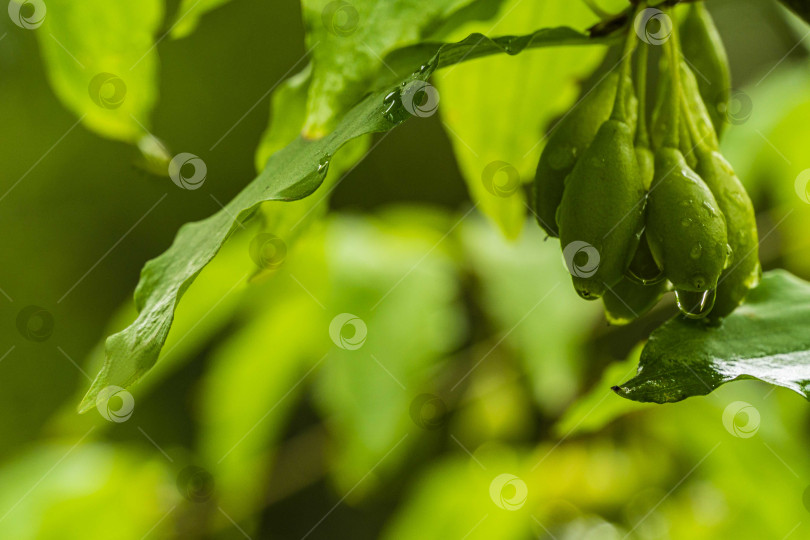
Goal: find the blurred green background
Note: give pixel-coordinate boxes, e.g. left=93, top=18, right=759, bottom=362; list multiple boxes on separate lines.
left=1, top=0, right=810, bottom=538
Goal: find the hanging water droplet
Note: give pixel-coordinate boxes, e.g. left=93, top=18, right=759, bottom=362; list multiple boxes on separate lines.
left=690, top=243, right=703, bottom=259
left=675, top=289, right=717, bottom=319
left=723, top=243, right=734, bottom=269
left=317, top=155, right=331, bottom=176
left=627, top=266, right=666, bottom=285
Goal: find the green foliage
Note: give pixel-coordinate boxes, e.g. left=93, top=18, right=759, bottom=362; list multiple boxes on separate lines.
left=78, top=24, right=606, bottom=414
left=0, top=444, right=176, bottom=539
left=36, top=0, right=163, bottom=142
left=11, top=1, right=810, bottom=538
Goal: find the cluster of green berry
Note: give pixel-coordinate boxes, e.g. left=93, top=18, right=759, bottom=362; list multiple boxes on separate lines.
left=533, top=3, right=760, bottom=325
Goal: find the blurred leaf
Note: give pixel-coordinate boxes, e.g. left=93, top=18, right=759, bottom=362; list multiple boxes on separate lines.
left=780, top=0, right=810, bottom=25
left=314, top=208, right=465, bottom=495
left=720, top=61, right=810, bottom=201
left=171, top=0, right=237, bottom=39
left=301, top=0, right=475, bottom=136
left=452, top=362, right=536, bottom=443
left=382, top=437, right=663, bottom=540
left=200, top=281, right=329, bottom=526
left=0, top=443, right=177, bottom=539
left=381, top=455, right=533, bottom=540
left=615, top=270, right=810, bottom=403
left=36, top=0, right=163, bottom=142
left=78, top=26, right=609, bottom=413
left=553, top=345, right=651, bottom=437
left=459, top=217, right=600, bottom=413
left=437, top=0, right=605, bottom=238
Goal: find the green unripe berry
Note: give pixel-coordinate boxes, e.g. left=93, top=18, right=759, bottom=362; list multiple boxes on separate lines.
left=533, top=73, right=636, bottom=237
left=558, top=116, right=646, bottom=300
left=646, top=147, right=729, bottom=294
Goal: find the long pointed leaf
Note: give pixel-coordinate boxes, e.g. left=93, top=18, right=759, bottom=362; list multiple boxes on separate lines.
left=79, top=27, right=613, bottom=413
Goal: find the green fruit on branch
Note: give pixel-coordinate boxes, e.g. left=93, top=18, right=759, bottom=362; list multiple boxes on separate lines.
left=678, top=61, right=720, bottom=150
left=533, top=73, right=620, bottom=237
left=680, top=2, right=731, bottom=137
left=636, top=145, right=655, bottom=190
left=558, top=75, right=645, bottom=299
left=678, top=61, right=760, bottom=321
left=693, top=149, right=760, bottom=321
left=651, top=61, right=697, bottom=167
left=646, top=147, right=730, bottom=302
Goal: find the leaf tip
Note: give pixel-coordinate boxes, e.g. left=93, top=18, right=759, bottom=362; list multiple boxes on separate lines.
left=610, top=385, right=626, bottom=397
left=77, top=390, right=97, bottom=415
left=77, top=370, right=108, bottom=415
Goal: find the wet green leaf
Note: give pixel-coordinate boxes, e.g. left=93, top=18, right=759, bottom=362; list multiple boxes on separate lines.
left=301, top=0, right=475, bottom=136
left=615, top=270, right=810, bottom=403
